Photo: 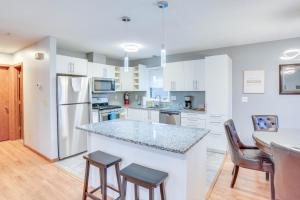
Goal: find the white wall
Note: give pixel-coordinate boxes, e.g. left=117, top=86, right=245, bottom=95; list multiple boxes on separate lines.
left=0, top=53, right=13, bottom=64
left=14, top=37, right=58, bottom=160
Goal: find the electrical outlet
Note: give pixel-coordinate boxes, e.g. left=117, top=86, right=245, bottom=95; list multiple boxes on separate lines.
left=171, top=96, right=176, bottom=101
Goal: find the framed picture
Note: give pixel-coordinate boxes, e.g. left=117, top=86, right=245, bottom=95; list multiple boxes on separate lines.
left=279, top=64, right=300, bottom=94
left=243, top=70, right=265, bottom=94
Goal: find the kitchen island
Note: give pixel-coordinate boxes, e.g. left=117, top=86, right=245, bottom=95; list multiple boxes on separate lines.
left=78, top=119, right=209, bottom=200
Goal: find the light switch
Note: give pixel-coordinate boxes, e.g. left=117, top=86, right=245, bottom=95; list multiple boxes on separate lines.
left=242, top=96, right=248, bottom=103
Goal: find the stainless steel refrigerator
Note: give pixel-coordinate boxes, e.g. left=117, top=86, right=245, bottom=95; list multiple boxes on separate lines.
left=57, top=75, right=90, bottom=159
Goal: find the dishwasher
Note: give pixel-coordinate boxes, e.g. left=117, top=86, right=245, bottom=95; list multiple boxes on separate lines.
left=159, top=110, right=181, bottom=125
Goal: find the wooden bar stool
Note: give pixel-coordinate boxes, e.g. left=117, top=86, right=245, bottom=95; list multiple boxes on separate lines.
left=120, top=163, right=168, bottom=200
left=82, top=150, right=122, bottom=200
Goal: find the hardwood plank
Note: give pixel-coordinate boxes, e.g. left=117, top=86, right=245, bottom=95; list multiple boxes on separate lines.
left=208, top=155, right=270, bottom=200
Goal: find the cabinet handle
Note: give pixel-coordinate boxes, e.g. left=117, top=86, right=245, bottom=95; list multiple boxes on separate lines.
left=72, top=63, right=75, bottom=73
left=196, top=80, right=198, bottom=90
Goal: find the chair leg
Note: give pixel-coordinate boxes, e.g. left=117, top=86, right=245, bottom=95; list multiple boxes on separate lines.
left=266, top=172, right=269, bottom=181
left=270, top=171, right=275, bottom=200
left=149, top=188, right=154, bottom=200
left=100, top=168, right=107, bottom=200
left=82, top=160, right=90, bottom=200
left=134, top=184, right=139, bottom=200
left=231, top=165, right=239, bottom=188
left=115, top=163, right=122, bottom=196
left=121, top=177, right=127, bottom=200
left=232, top=166, right=235, bottom=175
left=160, top=182, right=166, bottom=200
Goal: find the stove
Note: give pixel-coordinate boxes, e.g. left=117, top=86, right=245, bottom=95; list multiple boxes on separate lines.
left=91, top=97, right=123, bottom=122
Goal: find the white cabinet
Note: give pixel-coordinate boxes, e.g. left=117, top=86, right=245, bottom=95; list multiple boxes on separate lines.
left=204, top=54, right=232, bottom=153
left=115, top=66, right=148, bottom=92
left=181, top=112, right=207, bottom=129
left=126, top=108, right=159, bottom=123
left=163, top=62, right=184, bottom=91
left=183, top=60, right=205, bottom=91
left=163, top=60, right=205, bottom=91
left=205, top=55, right=232, bottom=116
left=87, top=62, right=115, bottom=78
left=56, top=55, right=87, bottom=75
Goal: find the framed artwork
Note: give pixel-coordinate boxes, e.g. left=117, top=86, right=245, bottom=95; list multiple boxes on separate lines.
left=243, top=70, right=265, bottom=94
left=279, top=64, right=300, bottom=94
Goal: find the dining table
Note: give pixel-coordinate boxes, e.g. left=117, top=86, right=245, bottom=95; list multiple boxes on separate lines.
left=253, top=128, right=300, bottom=154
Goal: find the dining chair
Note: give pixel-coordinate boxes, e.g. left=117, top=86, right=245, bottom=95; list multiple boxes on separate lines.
left=271, top=142, right=300, bottom=200
left=224, top=119, right=275, bottom=200
left=252, top=115, right=279, bottom=132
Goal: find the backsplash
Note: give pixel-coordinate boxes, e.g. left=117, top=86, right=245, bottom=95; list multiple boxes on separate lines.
left=169, top=91, right=205, bottom=109
left=92, top=91, right=147, bottom=106
left=92, top=91, right=205, bottom=109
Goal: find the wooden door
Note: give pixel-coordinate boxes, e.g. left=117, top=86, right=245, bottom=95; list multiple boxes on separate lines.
left=0, top=67, right=9, bottom=141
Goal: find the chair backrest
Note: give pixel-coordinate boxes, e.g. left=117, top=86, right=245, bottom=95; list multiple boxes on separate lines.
left=271, top=142, right=300, bottom=200
left=224, top=119, right=243, bottom=165
left=252, top=115, right=278, bottom=132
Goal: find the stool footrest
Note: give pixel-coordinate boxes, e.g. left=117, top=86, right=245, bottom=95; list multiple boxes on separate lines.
left=86, top=192, right=101, bottom=200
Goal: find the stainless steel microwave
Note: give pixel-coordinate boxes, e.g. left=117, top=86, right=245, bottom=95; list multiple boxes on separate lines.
left=92, top=77, right=115, bottom=93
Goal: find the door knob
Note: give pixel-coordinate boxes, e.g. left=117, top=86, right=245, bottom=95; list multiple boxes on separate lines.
left=4, top=107, right=9, bottom=113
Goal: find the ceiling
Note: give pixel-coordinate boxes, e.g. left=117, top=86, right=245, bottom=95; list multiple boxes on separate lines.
left=1, top=0, right=300, bottom=59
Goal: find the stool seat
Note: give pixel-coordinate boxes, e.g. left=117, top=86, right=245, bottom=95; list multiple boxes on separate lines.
left=120, top=163, right=168, bottom=200
left=121, top=163, right=168, bottom=188
left=84, top=150, right=121, bottom=168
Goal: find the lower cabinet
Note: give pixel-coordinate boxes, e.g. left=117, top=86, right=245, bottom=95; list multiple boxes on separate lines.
left=181, top=112, right=207, bottom=129
left=126, top=108, right=159, bottom=123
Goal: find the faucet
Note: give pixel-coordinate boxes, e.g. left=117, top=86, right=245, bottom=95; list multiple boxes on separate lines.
left=154, top=95, right=161, bottom=108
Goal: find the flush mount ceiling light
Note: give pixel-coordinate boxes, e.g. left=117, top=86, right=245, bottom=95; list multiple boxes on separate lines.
left=157, top=0, right=168, bottom=68
left=121, top=43, right=142, bottom=53
left=280, top=49, right=300, bottom=60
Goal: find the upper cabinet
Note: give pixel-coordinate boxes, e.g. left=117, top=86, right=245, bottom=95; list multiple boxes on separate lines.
left=115, top=65, right=148, bottom=92
left=205, top=55, right=232, bottom=117
left=163, top=59, right=205, bottom=91
left=87, top=62, right=115, bottom=78
left=56, top=55, right=88, bottom=76
left=183, top=60, right=205, bottom=91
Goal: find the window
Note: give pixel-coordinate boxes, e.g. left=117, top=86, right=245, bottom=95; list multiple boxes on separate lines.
left=148, top=67, right=169, bottom=101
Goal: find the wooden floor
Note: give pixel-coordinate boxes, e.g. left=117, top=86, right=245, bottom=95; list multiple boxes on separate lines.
left=208, top=156, right=270, bottom=200
left=0, top=140, right=270, bottom=200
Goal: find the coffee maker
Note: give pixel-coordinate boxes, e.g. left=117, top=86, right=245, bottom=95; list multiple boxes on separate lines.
left=184, top=96, right=192, bottom=109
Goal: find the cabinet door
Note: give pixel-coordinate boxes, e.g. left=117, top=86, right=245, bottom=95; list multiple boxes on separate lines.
left=56, top=55, right=87, bottom=75
left=183, top=60, right=195, bottom=91
left=56, top=55, right=73, bottom=74
left=194, top=59, right=205, bottom=91
left=87, top=62, right=104, bottom=77
left=183, top=60, right=205, bottom=91
left=72, top=58, right=87, bottom=76
left=163, top=62, right=184, bottom=91
left=120, top=68, right=134, bottom=91
left=105, top=65, right=115, bottom=79
left=150, top=110, right=159, bottom=123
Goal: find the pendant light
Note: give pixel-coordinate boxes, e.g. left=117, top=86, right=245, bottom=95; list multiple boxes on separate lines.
left=157, top=1, right=168, bottom=68
left=122, top=16, right=131, bottom=72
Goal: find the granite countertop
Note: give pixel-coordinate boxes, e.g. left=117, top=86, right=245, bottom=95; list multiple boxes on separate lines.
left=125, top=105, right=206, bottom=114
left=77, top=119, right=209, bottom=154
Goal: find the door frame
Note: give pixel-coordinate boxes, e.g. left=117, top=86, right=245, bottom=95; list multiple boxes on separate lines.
left=0, top=63, right=24, bottom=140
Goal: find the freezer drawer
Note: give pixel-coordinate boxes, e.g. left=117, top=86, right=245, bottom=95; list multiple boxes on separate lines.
left=58, top=103, right=89, bottom=159
left=57, top=76, right=89, bottom=105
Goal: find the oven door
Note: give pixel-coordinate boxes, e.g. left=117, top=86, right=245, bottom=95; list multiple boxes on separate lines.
left=100, top=111, right=120, bottom=121
left=92, top=78, right=115, bottom=93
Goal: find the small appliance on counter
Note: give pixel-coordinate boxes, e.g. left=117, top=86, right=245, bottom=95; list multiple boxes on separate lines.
left=184, top=96, right=192, bottom=109
left=92, top=97, right=122, bottom=122
left=124, top=92, right=129, bottom=105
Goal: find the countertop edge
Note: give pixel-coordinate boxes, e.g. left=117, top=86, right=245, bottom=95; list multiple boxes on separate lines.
left=77, top=126, right=210, bottom=154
